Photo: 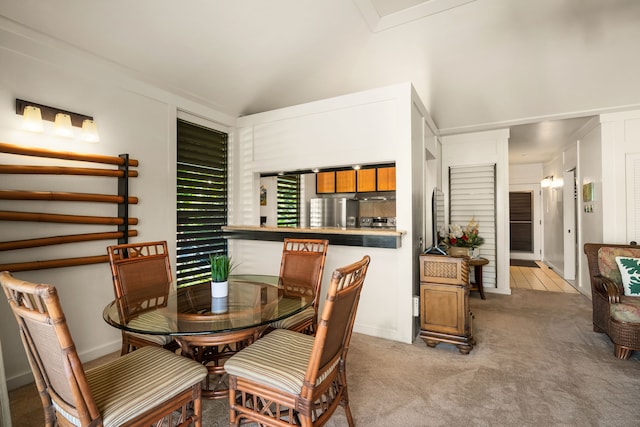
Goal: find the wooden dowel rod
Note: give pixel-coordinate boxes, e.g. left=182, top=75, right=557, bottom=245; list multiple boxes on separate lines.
left=0, top=165, right=138, bottom=177
left=0, top=190, right=138, bottom=204
left=0, top=230, right=138, bottom=251
left=0, top=255, right=110, bottom=272
left=0, top=211, right=138, bottom=225
left=0, top=142, right=139, bottom=167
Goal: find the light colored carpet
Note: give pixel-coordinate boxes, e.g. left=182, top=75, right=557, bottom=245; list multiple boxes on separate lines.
left=10, top=289, right=640, bottom=426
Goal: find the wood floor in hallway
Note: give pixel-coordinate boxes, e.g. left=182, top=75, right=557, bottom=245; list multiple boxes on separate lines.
left=510, top=260, right=579, bottom=293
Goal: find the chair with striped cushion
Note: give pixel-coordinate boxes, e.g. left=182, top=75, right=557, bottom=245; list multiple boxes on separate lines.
left=0, top=270, right=208, bottom=427
left=226, top=255, right=370, bottom=427
left=269, top=238, right=329, bottom=335
left=107, top=241, right=179, bottom=355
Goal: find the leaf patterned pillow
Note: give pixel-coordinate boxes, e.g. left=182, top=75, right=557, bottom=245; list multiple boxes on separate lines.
left=615, top=256, right=640, bottom=296
left=598, top=247, right=640, bottom=285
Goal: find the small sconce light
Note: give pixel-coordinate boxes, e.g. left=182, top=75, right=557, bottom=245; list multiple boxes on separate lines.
left=541, top=176, right=553, bottom=188
left=54, top=113, right=74, bottom=138
left=16, top=99, right=99, bottom=141
left=311, top=168, right=320, bottom=173
left=81, top=119, right=100, bottom=142
left=22, top=105, right=44, bottom=133
left=352, top=165, right=361, bottom=170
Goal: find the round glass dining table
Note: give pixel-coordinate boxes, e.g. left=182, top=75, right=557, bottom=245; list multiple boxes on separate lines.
left=102, top=274, right=312, bottom=399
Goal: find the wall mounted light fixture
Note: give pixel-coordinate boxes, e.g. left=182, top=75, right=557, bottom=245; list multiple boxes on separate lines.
left=15, top=99, right=99, bottom=142
left=540, top=176, right=553, bottom=188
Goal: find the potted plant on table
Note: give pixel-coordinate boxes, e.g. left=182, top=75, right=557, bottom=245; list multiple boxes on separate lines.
left=444, top=218, right=484, bottom=258
left=209, top=253, right=234, bottom=298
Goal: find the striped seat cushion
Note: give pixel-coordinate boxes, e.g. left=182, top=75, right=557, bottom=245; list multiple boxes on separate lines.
left=83, top=346, right=207, bottom=427
left=225, top=329, right=338, bottom=395
left=126, top=311, right=173, bottom=345
left=269, top=306, right=315, bottom=330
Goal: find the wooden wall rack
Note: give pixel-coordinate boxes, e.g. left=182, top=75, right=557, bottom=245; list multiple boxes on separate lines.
left=0, top=142, right=139, bottom=272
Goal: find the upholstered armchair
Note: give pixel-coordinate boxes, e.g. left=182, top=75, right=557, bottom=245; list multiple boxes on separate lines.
left=584, top=243, right=640, bottom=359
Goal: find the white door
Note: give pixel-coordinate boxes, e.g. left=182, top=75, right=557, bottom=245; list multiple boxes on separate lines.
left=563, top=169, right=576, bottom=280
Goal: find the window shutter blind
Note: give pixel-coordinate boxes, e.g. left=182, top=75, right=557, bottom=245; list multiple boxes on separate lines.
left=277, top=175, right=300, bottom=227
left=449, top=164, right=497, bottom=288
left=177, top=119, right=228, bottom=288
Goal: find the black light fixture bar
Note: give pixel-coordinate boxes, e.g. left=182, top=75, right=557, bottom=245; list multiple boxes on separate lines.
left=16, top=99, right=93, bottom=128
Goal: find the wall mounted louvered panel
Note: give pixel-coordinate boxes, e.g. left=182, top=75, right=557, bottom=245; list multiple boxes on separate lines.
left=449, top=164, right=497, bottom=288
left=176, top=120, right=228, bottom=288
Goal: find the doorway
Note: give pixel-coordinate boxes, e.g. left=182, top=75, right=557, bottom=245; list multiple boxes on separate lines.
left=509, top=185, right=541, bottom=261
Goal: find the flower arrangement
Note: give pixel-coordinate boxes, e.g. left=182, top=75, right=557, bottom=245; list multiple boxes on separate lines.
left=444, top=218, right=485, bottom=248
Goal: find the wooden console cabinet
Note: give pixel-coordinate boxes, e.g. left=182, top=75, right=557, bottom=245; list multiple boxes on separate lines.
left=418, top=254, right=475, bottom=354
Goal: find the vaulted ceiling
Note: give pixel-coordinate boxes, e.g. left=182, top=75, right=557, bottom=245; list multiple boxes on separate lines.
left=1, top=0, right=639, bottom=163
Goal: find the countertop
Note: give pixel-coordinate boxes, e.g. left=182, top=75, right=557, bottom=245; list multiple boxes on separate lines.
left=222, top=225, right=405, bottom=248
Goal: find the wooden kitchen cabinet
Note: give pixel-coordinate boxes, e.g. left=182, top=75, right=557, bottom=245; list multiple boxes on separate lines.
left=336, top=170, right=356, bottom=193
left=356, top=168, right=376, bottom=192
left=418, top=254, right=475, bottom=354
left=316, top=171, right=335, bottom=193
left=377, top=166, right=396, bottom=191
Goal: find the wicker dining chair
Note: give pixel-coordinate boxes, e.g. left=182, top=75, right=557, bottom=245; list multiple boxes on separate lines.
left=226, top=255, right=371, bottom=427
left=0, top=271, right=208, bottom=427
left=107, top=241, right=179, bottom=355
left=269, top=238, right=329, bottom=335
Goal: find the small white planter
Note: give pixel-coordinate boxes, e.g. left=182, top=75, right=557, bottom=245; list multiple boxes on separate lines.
left=211, top=280, right=228, bottom=298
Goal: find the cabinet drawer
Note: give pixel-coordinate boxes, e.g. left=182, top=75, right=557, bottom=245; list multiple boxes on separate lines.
left=420, top=283, right=466, bottom=335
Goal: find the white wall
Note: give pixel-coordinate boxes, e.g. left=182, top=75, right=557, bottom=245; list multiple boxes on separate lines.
left=231, top=83, right=436, bottom=343
left=0, top=20, right=234, bottom=389
left=441, top=129, right=511, bottom=296
left=577, top=123, right=603, bottom=297
left=600, top=110, right=640, bottom=242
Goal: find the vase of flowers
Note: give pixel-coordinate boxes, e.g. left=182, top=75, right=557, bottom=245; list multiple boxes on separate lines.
left=209, top=253, right=234, bottom=298
left=444, top=218, right=484, bottom=257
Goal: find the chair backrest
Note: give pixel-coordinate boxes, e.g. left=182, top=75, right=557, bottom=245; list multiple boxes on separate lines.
left=278, top=238, right=329, bottom=308
left=419, top=254, right=469, bottom=285
left=302, top=255, right=370, bottom=395
left=107, top=241, right=173, bottom=319
left=0, top=271, right=101, bottom=426
left=584, top=243, right=640, bottom=288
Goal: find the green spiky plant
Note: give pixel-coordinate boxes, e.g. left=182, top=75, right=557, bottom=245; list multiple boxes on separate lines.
left=209, top=253, right=234, bottom=282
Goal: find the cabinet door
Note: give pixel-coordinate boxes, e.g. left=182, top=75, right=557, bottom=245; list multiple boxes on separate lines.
left=336, top=170, right=356, bottom=193
left=420, top=282, right=465, bottom=336
left=316, top=171, right=335, bottom=193
left=357, top=169, right=376, bottom=192
left=377, top=167, right=396, bottom=191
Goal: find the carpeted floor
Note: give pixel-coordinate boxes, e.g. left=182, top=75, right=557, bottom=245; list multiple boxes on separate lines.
left=10, top=289, right=640, bottom=426
left=510, top=259, right=540, bottom=268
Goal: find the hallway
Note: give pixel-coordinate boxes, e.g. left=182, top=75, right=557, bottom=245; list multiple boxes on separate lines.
left=510, top=261, right=579, bottom=294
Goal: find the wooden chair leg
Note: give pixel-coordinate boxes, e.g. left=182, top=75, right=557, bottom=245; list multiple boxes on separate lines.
left=614, top=344, right=633, bottom=360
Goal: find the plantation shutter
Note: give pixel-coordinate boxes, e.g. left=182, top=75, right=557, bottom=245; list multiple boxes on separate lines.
left=449, top=164, right=497, bottom=288
left=177, top=119, right=228, bottom=288
left=277, top=175, right=300, bottom=227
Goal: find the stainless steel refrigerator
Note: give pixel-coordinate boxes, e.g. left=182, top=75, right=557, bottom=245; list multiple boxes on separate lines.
left=309, top=198, right=358, bottom=229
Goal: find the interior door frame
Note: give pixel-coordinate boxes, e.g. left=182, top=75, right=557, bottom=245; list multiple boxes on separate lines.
left=509, top=184, right=541, bottom=261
